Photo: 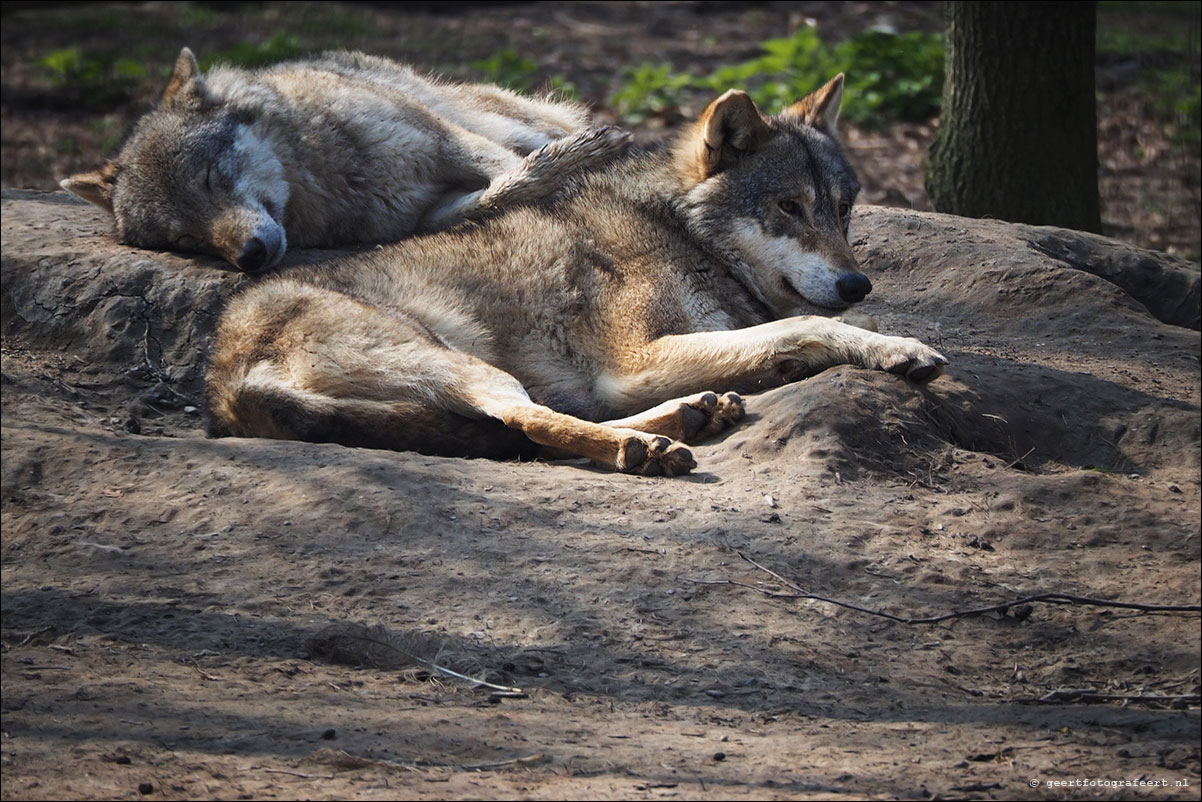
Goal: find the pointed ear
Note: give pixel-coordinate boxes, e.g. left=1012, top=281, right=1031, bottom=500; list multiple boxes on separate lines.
left=784, top=74, right=845, bottom=132
left=674, top=90, right=773, bottom=183
left=160, top=47, right=213, bottom=107
left=60, top=162, right=118, bottom=213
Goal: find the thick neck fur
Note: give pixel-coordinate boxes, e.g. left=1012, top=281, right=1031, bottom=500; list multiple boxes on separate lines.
left=566, top=145, right=779, bottom=329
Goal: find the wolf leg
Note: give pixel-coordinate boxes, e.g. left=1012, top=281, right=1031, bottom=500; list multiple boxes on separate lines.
left=598, top=316, right=947, bottom=414
left=462, top=371, right=696, bottom=476
left=601, top=391, right=745, bottom=444
left=209, top=286, right=694, bottom=475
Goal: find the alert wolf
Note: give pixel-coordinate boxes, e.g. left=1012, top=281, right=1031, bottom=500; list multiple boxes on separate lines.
left=206, top=76, right=948, bottom=476
left=61, top=48, right=626, bottom=272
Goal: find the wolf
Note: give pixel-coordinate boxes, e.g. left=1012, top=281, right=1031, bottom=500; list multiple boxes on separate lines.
left=61, top=48, right=626, bottom=272
left=206, top=75, right=948, bottom=476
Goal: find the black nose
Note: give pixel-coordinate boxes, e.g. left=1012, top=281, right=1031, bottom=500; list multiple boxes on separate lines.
left=237, top=238, right=268, bottom=273
left=836, top=272, right=872, bottom=304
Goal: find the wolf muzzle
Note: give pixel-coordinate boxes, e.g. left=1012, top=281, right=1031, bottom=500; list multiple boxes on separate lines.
left=836, top=272, right=872, bottom=304
left=237, top=237, right=274, bottom=273
left=232, top=223, right=286, bottom=273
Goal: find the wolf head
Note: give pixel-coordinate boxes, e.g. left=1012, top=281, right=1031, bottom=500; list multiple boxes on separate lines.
left=61, top=48, right=289, bottom=273
left=673, top=76, right=870, bottom=315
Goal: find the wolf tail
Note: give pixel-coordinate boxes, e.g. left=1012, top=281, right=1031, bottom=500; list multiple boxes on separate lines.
left=476, top=126, right=630, bottom=213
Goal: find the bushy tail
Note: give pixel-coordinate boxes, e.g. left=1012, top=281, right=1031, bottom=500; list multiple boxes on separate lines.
left=475, top=126, right=630, bottom=214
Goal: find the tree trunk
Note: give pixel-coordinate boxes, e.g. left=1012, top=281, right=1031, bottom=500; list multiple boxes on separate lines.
left=926, top=2, right=1102, bottom=233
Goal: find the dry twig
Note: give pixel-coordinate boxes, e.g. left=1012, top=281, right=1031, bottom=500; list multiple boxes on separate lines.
left=687, top=550, right=1201, bottom=625
left=1031, top=689, right=1200, bottom=707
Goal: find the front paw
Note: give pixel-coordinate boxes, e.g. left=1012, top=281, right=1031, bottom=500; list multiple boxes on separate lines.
left=876, top=337, right=948, bottom=383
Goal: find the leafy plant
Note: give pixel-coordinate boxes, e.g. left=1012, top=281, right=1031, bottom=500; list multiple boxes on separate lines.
left=470, top=49, right=540, bottom=93
left=610, top=63, right=694, bottom=122
left=1097, top=1, right=1201, bottom=149
left=203, top=34, right=304, bottom=69
left=37, top=47, right=148, bottom=88
left=610, top=26, right=945, bottom=126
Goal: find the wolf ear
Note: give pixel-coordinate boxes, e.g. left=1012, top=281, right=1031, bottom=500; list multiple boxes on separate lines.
left=60, top=162, right=118, bottom=213
left=784, top=74, right=845, bottom=132
left=674, top=90, right=773, bottom=183
left=160, top=47, right=214, bottom=107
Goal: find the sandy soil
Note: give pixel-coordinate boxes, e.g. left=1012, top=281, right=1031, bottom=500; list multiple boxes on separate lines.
left=2, top=188, right=1199, bottom=800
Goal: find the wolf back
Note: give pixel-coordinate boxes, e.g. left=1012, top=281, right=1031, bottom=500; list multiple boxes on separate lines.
left=61, top=48, right=626, bottom=272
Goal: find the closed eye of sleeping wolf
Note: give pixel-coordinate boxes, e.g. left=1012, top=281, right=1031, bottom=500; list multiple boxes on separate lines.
left=61, top=48, right=627, bottom=272
left=206, top=75, right=948, bottom=476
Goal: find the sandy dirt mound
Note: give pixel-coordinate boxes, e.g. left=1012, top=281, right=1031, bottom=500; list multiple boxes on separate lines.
left=2, top=190, right=1199, bottom=800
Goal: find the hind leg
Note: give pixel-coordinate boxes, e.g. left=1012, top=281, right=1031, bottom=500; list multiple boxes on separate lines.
left=209, top=285, right=696, bottom=475
left=602, top=391, right=745, bottom=444
left=462, top=369, right=696, bottom=476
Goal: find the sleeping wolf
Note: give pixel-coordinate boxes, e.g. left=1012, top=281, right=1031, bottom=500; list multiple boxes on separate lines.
left=206, top=76, right=948, bottom=476
left=61, top=48, right=626, bottom=272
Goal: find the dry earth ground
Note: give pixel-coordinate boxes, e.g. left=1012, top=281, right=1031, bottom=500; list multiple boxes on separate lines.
left=1, top=190, right=1199, bottom=800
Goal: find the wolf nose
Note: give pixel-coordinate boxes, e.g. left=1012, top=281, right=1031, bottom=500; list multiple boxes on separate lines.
left=237, top=238, right=269, bottom=273
left=836, top=272, right=872, bottom=304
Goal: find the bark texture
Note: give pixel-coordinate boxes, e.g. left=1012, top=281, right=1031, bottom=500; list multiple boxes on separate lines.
left=927, top=1, right=1102, bottom=233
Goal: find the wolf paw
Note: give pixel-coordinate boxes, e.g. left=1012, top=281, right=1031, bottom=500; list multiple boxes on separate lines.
left=878, top=337, right=948, bottom=383
left=676, top=391, right=745, bottom=442
left=615, top=432, right=696, bottom=477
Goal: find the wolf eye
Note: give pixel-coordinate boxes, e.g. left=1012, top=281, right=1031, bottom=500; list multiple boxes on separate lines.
left=779, top=199, right=803, bottom=217
left=204, top=165, right=214, bottom=191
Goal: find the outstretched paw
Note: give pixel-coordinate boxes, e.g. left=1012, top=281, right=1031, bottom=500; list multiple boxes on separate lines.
left=678, top=391, right=745, bottom=441
left=604, top=391, right=746, bottom=443
left=615, top=432, right=696, bottom=477
left=879, top=337, right=948, bottom=383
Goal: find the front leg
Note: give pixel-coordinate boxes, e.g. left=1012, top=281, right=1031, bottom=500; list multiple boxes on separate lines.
left=597, top=317, right=947, bottom=414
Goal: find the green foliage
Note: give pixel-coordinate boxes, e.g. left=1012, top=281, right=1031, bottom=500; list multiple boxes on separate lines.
left=470, top=49, right=540, bottom=93
left=610, top=63, right=694, bottom=122
left=37, top=47, right=148, bottom=88
left=203, top=34, right=304, bottom=69
left=610, top=26, right=945, bottom=125
left=1156, top=67, right=1202, bottom=149
left=1097, top=0, right=1201, bottom=54
left=1097, top=1, right=1201, bottom=150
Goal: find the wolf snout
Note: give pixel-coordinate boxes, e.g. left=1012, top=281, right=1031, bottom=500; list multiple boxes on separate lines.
left=235, top=227, right=286, bottom=273
left=836, top=272, right=872, bottom=304
left=237, top=238, right=273, bottom=273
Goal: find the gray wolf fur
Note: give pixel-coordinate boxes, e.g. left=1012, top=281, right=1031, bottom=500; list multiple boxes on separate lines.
left=206, top=76, right=948, bottom=476
left=61, top=48, right=626, bottom=272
